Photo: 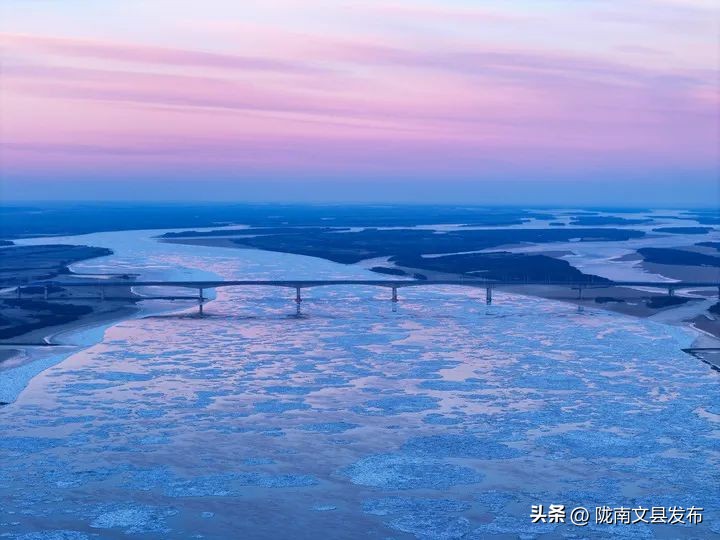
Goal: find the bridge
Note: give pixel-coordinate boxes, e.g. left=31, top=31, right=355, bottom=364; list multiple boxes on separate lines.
left=11, top=279, right=720, bottom=314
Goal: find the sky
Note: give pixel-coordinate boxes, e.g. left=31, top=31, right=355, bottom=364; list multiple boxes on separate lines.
left=0, top=0, right=718, bottom=205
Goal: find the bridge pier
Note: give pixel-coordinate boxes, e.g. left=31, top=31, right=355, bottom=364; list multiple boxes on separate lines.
left=486, top=286, right=492, bottom=305
left=577, top=285, right=584, bottom=300
left=295, top=287, right=302, bottom=304
left=391, top=287, right=398, bottom=303
left=198, top=288, right=204, bottom=315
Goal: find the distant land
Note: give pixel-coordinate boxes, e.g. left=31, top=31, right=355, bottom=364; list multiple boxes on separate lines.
left=388, top=252, right=609, bottom=282
left=0, top=204, right=553, bottom=237
left=1, top=203, right=717, bottom=238
left=638, top=248, right=720, bottom=267
left=653, top=227, right=715, bottom=234
left=569, top=216, right=652, bottom=226
left=162, top=227, right=645, bottom=266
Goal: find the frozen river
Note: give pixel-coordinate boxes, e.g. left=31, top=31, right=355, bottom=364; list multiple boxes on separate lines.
left=1, top=230, right=719, bottom=539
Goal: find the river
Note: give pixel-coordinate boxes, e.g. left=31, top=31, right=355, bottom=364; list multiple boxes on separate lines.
left=1, top=229, right=718, bottom=539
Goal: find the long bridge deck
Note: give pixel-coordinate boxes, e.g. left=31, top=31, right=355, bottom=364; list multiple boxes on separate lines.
left=9, top=279, right=720, bottom=312
left=23, top=279, right=720, bottom=289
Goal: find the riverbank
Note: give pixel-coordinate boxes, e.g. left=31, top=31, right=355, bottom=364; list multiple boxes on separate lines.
left=0, top=230, right=224, bottom=403
left=406, top=267, right=720, bottom=343
left=0, top=278, right=141, bottom=399
left=0, top=300, right=143, bottom=404
left=0, top=242, right=141, bottom=374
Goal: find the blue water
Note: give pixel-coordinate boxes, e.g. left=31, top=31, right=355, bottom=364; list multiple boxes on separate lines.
left=1, top=230, right=718, bottom=539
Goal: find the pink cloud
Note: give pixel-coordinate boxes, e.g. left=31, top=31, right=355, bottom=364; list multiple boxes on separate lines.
left=1, top=8, right=717, bottom=186
left=0, top=33, right=329, bottom=74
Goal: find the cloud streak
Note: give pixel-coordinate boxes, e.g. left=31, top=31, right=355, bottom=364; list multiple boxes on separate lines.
left=0, top=33, right=329, bottom=74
